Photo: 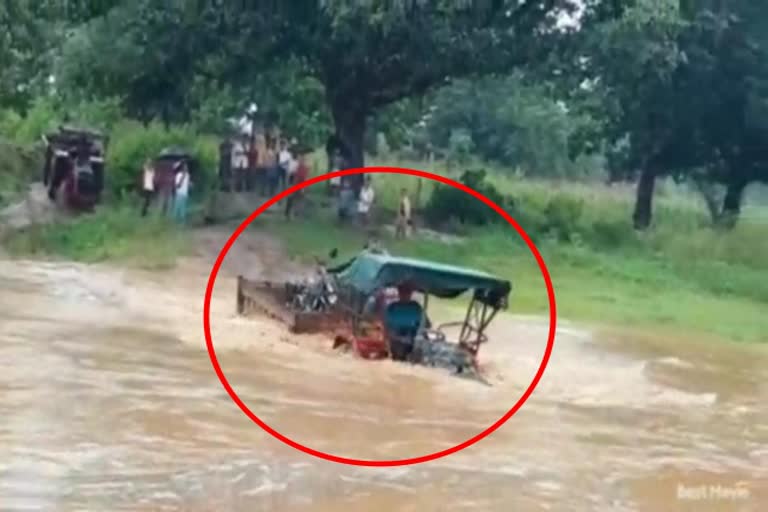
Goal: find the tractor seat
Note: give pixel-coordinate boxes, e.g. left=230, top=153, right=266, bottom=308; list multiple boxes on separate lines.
left=384, top=300, right=423, bottom=339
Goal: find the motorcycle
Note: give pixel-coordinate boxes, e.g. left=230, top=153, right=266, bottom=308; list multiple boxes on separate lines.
left=285, top=252, right=339, bottom=313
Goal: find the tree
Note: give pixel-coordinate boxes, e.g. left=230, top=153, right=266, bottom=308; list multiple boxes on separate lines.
left=690, top=2, right=768, bottom=225
left=59, top=0, right=591, bottom=170
left=57, top=1, right=212, bottom=126
left=0, top=0, right=120, bottom=110
left=579, top=0, right=697, bottom=228
left=577, top=0, right=768, bottom=229
left=413, top=73, right=602, bottom=178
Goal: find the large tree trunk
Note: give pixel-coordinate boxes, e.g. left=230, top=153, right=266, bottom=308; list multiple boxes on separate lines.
left=331, top=104, right=366, bottom=169
left=331, top=101, right=367, bottom=196
left=633, top=167, right=657, bottom=230
left=718, top=178, right=748, bottom=229
left=691, top=174, right=721, bottom=224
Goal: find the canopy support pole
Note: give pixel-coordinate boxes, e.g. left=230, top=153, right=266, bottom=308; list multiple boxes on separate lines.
left=459, top=296, right=498, bottom=356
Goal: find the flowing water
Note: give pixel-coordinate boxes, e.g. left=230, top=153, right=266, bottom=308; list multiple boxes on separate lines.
left=1, top=237, right=766, bottom=511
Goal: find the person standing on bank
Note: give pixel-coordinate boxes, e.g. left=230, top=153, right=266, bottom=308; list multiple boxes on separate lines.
left=337, top=178, right=355, bottom=223
left=278, top=138, right=292, bottom=191
left=231, top=137, right=248, bottom=192
left=263, top=140, right=279, bottom=197
left=173, top=161, right=191, bottom=224
left=285, top=151, right=310, bottom=220
left=396, top=187, right=411, bottom=239
left=357, top=176, right=375, bottom=227
left=286, top=146, right=299, bottom=186
left=141, top=159, right=156, bottom=217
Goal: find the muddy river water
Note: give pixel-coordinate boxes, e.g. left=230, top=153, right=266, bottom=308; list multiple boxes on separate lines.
left=0, top=247, right=766, bottom=511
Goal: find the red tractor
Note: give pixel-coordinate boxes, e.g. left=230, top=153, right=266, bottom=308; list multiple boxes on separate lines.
left=236, top=248, right=511, bottom=380
left=42, top=126, right=107, bottom=212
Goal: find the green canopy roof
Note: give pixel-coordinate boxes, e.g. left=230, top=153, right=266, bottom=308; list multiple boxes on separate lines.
left=332, top=251, right=511, bottom=307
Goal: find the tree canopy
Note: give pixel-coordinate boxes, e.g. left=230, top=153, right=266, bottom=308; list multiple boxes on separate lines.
left=1, top=0, right=767, bottom=228
left=57, top=0, right=589, bottom=167
left=566, top=0, right=768, bottom=227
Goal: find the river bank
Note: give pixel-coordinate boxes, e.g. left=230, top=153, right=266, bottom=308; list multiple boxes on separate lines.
left=2, top=187, right=768, bottom=346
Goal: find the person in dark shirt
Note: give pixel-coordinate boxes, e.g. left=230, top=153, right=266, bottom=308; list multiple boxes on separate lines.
left=285, top=152, right=310, bottom=220
left=337, top=178, right=355, bottom=223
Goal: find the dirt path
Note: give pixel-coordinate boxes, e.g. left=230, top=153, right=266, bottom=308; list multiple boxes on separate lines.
left=0, top=183, right=58, bottom=238
left=190, top=224, right=308, bottom=281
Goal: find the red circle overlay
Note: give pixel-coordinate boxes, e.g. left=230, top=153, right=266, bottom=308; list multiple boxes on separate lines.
left=203, top=167, right=556, bottom=467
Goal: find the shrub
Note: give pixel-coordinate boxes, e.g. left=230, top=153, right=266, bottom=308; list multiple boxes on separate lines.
left=542, top=194, right=585, bottom=242
left=0, top=139, right=41, bottom=206
left=588, top=218, right=637, bottom=248
left=447, top=128, right=474, bottom=165
left=507, top=189, right=550, bottom=239
left=0, top=109, right=23, bottom=138
left=106, top=121, right=218, bottom=200
left=424, top=168, right=504, bottom=227
left=9, top=96, right=60, bottom=144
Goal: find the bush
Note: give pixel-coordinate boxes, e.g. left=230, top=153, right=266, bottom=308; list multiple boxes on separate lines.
left=507, top=189, right=550, bottom=239
left=7, top=97, right=60, bottom=144
left=0, top=139, right=41, bottom=206
left=588, top=218, right=637, bottom=248
left=424, top=168, right=505, bottom=227
left=0, top=109, right=23, bottom=137
left=447, top=128, right=474, bottom=165
left=106, top=121, right=218, bottom=200
left=543, top=194, right=585, bottom=242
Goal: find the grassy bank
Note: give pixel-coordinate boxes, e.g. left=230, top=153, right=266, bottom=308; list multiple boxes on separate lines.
left=257, top=161, right=768, bottom=344
left=260, top=213, right=767, bottom=344
left=2, top=148, right=766, bottom=343
left=3, top=203, right=191, bottom=269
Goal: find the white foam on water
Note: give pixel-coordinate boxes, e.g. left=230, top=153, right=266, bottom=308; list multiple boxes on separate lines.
left=535, top=480, right=564, bottom=493
left=650, top=388, right=718, bottom=407
left=152, top=491, right=183, bottom=501
left=241, top=481, right=288, bottom=496
left=655, top=356, right=694, bottom=369
left=430, top=460, right=529, bottom=479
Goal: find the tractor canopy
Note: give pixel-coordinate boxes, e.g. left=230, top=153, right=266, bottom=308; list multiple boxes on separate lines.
left=44, top=125, right=107, bottom=153
left=157, top=146, right=192, bottom=161
left=330, top=250, right=511, bottom=308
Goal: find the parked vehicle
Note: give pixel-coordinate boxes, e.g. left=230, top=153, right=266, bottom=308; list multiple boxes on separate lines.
left=42, top=126, right=108, bottom=212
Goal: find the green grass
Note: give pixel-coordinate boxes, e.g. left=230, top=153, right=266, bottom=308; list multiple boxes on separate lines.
left=3, top=146, right=766, bottom=344
left=258, top=160, right=768, bottom=344
left=4, top=202, right=191, bottom=269
left=262, top=216, right=767, bottom=343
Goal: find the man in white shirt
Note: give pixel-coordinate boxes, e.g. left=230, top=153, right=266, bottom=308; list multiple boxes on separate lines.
left=396, top=188, right=411, bottom=239
left=357, top=176, right=375, bottom=226
left=278, top=139, right=292, bottom=190
left=173, top=161, right=191, bottom=224
left=141, top=159, right=155, bottom=217
left=231, top=139, right=247, bottom=191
